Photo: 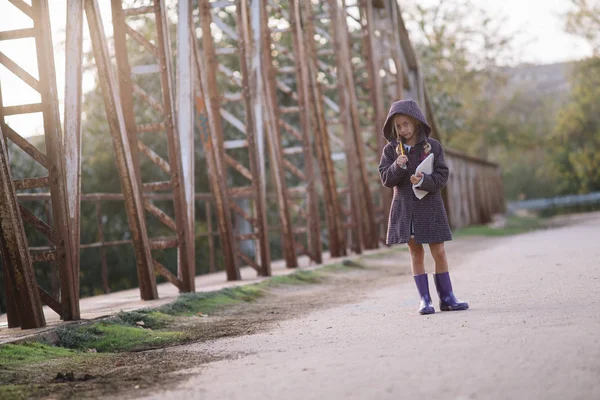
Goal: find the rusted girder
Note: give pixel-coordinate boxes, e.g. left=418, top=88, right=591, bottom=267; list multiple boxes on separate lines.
left=85, top=0, right=158, bottom=300
left=64, top=0, right=84, bottom=299
left=193, top=1, right=240, bottom=281
left=0, top=125, right=46, bottom=329
left=196, top=0, right=272, bottom=277
left=236, top=0, right=276, bottom=274
left=260, top=0, right=324, bottom=265
left=296, top=0, right=348, bottom=257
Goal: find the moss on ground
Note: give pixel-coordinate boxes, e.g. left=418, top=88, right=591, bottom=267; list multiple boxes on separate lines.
left=55, top=322, right=183, bottom=353
left=156, top=285, right=266, bottom=317
left=259, top=270, right=326, bottom=287
left=0, top=342, right=76, bottom=366
left=0, top=384, right=38, bottom=400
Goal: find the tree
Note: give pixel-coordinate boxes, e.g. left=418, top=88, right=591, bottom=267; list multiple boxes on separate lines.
left=546, top=1, right=600, bottom=194
left=404, top=0, right=578, bottom=201
left=404, top=0, right=516, bottom=157
left=550, top=60, right=600, bottom=194
left=566, top=0, right=600, bottom=56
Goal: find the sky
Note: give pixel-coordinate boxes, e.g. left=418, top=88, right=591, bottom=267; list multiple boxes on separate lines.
left=476, top=0, right=593, bottom=64
left=0, top=0, right=114, bottom=138
left=0, top=0, right=594, bottom=138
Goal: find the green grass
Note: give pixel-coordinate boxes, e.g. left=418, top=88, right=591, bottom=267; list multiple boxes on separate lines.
left=360, top=246, right=408, bottom=259
left=327, top=260, right=365, bottom=271
left=454, top=215, right=544, bottom=237
left=0, top=384, right=38, bottom=400
left=56, top=322, right=183, bottom=352
left=156, top=285, right=266, bottom=316
left=0, top=260, right=371, bottom=400
left=52, top=268, right=344, bottom=352
left=0, top=343, right=83, bottom=399
left=260, top=261, right=364, bottom=287
left=153, top=266, right=356, bottom=316
left=259, top=270, right=326, bottom=287
left=0, top=342, right=77, bottom=366
left=116, top=310, right=175, bottom=329
left=1, top=259, right=364, bottom=364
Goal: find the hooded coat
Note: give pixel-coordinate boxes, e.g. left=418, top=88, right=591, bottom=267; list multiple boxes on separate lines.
left=378, top=99, right=452, bottom=244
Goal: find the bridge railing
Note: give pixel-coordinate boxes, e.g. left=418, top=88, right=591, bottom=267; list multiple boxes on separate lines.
left=0, top=0, right=506, bottom=329
left=444, top=149, right=505, bottom=229
left=507, top=192, right=600, bottom=212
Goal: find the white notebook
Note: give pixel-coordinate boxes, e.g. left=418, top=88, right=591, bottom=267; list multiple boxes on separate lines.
left=412, top=153, right=434, bottom=200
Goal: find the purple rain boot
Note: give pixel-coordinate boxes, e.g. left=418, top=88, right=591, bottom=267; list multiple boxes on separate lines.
left=433, top=272, right=469, bottom=311
left=413, top=274, right=435, bottom=315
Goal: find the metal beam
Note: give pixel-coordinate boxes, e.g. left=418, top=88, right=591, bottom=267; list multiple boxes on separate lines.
left=196, top=0, right=240, bottom=280
left=64, top=0, right=84, bottom=299
left=154, top=0, right=195, bottom=292
left=85, top=0, right=158, bottom=300
left=32, top=0, right=80, bottom=320
left=177, top=0, right=196, bottom=288
left=236, top=0, right=273, bottom=274
left=254, top=0, right=297, bottom=269
left=0, top=124, right=46, bottom=329
left=297, top=0, right=347, bottom=257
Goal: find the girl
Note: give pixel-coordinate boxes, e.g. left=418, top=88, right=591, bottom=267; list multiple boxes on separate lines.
left=378, top=99, right=468, bottom=315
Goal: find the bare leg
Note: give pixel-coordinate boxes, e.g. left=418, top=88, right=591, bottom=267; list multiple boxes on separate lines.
left=408, top=238, right=425, bottom=275
left=429, top=242, right=468, bottom=311
left=429, top=242, right=449, bottom=274
left=410, top=239, right=433, bottom=314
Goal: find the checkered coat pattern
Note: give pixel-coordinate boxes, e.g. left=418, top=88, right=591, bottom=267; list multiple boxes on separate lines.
left=378, top=100, right=452, bottom=245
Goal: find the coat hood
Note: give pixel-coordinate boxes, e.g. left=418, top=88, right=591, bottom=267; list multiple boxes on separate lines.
left=382, top=99, right=432, bottom=142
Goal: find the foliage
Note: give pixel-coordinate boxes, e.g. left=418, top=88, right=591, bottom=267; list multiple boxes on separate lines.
left=404, top=0, right=600, bottom=201
left=566, top=0, right=600, bottom=56
left=548, top=57, right=600, bottom=194
left=405, top=0, right=516, bottom=155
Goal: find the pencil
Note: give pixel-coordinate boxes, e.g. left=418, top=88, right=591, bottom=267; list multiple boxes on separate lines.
left=397, top=142, right=404, bottom=156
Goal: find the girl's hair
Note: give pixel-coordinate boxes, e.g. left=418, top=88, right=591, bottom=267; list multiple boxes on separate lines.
left=393, top=115, right=431, bottom=156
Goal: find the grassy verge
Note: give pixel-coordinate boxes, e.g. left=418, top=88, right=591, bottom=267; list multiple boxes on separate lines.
left=55, top=321, right=184, bottom=353
left=0, top=385, right=40, bottom=400
left=360, top=246, right=408, bottom=259
left=54, top=265, right=361, bottom=353
left=3, top=262, right=363, bottom=355
left=154, top=285, right=266, bottom=317
left=52, top=267, right=355, bottom=353
left=454, top=215, right=545, bottom=237
left=0, top=260, right=365, bottom=398
left=0, top=343, right=96, bottom=399
left=0, top=342, right=78, bottom=366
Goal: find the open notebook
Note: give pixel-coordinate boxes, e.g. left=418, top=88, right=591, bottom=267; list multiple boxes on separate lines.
left=412, top=153, right=434, bottom=200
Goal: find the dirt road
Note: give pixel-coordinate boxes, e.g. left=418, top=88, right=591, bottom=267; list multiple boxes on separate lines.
left=139, top=215, right=600, bottom=400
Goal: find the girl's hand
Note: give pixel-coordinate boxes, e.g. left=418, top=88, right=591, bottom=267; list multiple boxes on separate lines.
left=410, top=172, right=424, bottom=185
left=396, top=155, right=408, bottom=167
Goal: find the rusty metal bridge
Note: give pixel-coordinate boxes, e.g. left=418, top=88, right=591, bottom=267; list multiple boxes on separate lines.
left=0, top=0, right=504, bottom=329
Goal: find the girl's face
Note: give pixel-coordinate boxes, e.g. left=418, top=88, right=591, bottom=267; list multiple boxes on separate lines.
left=394, top=114, right=418, bottom=144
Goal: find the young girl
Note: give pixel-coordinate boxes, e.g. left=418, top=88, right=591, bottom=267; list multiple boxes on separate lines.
left=378, top=99, right=468, bottom=315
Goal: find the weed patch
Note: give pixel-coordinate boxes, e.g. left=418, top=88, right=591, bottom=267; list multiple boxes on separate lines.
left=156, top=285, right=265, bottom=317
left=260, top=270, right=325, bottom=287
left=116, top=310, right=174, bottom=330
left=0, top=342, right=76, bottom=366
left=454, top=215, right=544, bottom=237
left=56, top=322, right=182, bottom=352
left=0, top=384, right=39, bottom=400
